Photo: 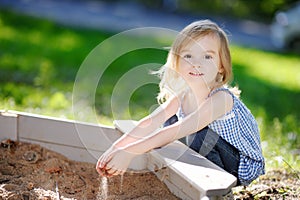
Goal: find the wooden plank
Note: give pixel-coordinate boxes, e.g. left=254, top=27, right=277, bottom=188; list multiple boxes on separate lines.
left=162, top=178, right=193, bottom=200
left=114, top=120, right=138, bottom=133
left=0, top=111, right=18, bottom=141
left=150, top=141, right=237, bottom=197
left=17, top=112, right=119, bottom=151
left=147, top=153, right=200, bottom=200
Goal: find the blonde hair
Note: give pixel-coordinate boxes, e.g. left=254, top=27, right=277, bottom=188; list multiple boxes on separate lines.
left=156, top=19, right=236, bottom=103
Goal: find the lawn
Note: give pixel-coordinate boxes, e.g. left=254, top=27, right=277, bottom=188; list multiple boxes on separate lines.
left=0, top=9, right=299, bottom=172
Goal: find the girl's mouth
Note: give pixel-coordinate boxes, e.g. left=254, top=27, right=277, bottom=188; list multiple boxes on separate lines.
left=189, top=72, right=204, bottom=76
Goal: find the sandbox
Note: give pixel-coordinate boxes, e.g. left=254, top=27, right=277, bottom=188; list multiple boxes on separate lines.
left=0, top=110, right=237, bottom=199
left=0, top=141, right=179, bottom=199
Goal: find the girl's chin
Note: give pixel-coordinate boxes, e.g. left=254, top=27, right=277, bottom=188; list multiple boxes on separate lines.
left=186, top=78, right=215, bottom=87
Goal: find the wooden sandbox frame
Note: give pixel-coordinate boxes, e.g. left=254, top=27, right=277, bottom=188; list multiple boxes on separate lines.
left=0, top=110, right=236, bottom=200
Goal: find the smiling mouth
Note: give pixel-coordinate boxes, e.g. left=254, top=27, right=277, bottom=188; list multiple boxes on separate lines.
left=189, top=72, right=204, bottom=76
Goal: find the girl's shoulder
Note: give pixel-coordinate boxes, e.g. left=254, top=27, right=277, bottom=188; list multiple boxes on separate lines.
left=161, top=93, right=181, bottom=113
left=208, top=86, right=241, bottom=99
left=210, top=87, right=256, bottom=122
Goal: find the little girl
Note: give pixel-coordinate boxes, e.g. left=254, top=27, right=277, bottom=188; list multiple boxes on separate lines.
left=96, top=19, right=265, bottom=186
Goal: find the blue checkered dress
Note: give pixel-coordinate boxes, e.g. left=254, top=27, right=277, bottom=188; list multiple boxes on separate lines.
left=208, top=87, right=265, bottom=185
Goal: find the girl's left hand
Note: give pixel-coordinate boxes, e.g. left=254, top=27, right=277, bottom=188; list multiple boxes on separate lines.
left=96, top=146, right=136, bottom=177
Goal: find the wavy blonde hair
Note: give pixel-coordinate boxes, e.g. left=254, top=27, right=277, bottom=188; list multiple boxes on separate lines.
left=156, top=20, right=236, bottom=103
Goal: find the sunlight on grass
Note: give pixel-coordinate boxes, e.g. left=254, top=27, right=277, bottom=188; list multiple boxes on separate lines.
left=0, top=54, right=15, bottom=69
left=231, top=46, right=300, bottom=91
left=27, top=30, right=43, bottom=45
left=34, top=59, right=55, bottom=86
left=0, top=20, right=17, bottom=40
left=258, top=115, right=300, bottom=171
left=52, top=31, right=82, bottom=52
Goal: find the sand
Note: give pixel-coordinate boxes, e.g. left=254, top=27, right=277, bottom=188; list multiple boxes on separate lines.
left=0, top=140, right=179, bottom=200
left=1, top=139, right=299, bottom=200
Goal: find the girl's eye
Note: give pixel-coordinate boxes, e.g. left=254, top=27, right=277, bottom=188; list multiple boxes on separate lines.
left=183, top=54, right=192, bottom=59
left=204, top=55, right=213, bottom=59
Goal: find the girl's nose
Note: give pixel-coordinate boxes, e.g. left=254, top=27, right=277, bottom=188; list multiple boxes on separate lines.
left=191, top=58, right=202, bottom=67
left=192, top=63, right=201, bottom=68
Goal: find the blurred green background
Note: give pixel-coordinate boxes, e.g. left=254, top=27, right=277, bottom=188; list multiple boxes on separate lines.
left=0, top=2, right=299, bottom=173
left=110, top=0, right=298, bottom=22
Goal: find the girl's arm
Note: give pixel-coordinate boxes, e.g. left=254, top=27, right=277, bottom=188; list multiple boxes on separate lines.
left=124, top=91, right=233, bottom=154
left=96, top=91, right=232, bottom=176
left=96, top=95, right=180, bottom=175
left=112, top=95, right=180, bottom=148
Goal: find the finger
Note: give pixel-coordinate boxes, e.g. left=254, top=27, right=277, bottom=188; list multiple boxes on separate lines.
left=95, top=162, right=102, bottom=174
left=106, top=167, right=118, bottom=176
left=96, top=160, right=102, bottom=172
left=99, top=158, right=108, bottom=168
left=96, top=159, right=111, bottom=176
left=96, top=165, right=106, bottom=176
left=96, top=166, right=101, bottom=175
left=97, top=153, right=112, bottom=169
left=100, top=154, right=113, bottom=168
left=96, top=159, right=106, bottom=174
left=106, top=164, right=124, bottom=176
left=97, top=169, right=106, bottom=176
left=108, top=168, right=126, bottom=177
left=97, top=157, right=105, bottom=169
left=107, top=170, right=120, bottom=177
left=112, top=170, right=123, bottom=176
left=96, top=156, right=104, bottom=169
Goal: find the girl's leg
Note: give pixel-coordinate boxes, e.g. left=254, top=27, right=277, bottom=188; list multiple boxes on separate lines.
left=164, top=115, right=240, bottom=184
left=163, top=115, right=178, bottom=127
left=189, top=127, right=240, bottom=184
left=189, top=127, right=224, bottom=168
left=215, top=133, right=240, bottom=181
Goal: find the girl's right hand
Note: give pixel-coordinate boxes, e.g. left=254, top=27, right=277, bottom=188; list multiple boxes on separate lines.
left=96, top=146, right=115, bottom=176
left=96, top=145, right=136, bottom=177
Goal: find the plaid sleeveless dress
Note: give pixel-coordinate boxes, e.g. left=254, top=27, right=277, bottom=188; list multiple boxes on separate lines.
left=208, top=87, right=265, bottom=185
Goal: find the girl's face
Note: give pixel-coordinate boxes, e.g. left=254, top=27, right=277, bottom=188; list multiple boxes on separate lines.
left=177, top=34, right=222, bottom=88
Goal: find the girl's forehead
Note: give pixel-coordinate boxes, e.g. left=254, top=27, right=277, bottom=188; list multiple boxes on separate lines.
left=180, top=34, right=220, bottom=52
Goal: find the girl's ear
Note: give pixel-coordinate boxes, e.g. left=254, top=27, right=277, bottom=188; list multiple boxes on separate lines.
left=218, top=66, right=224, bottom=73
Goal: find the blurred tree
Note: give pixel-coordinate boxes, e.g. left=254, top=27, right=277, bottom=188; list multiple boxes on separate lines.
left=99, top=0, right=299, bottom=21
left=175, top=0, right=299, bottom=21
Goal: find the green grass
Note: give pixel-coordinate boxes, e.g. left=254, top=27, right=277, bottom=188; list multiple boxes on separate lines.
left=0, top=9, right=299, bottom=171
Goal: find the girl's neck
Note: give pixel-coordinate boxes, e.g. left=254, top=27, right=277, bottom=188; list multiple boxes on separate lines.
left=188, top=83, right=222, bottom=103
left=187, top=84, right=210, bottom=104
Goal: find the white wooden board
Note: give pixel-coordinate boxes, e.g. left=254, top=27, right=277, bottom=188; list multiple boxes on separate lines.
left=0, top=111, right=18, bottom=141
left=151, top=141, right=237, bottom=197
left=18, top=113, right=119, bottom=151
left=114, top=119, right=138, bottom=133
